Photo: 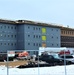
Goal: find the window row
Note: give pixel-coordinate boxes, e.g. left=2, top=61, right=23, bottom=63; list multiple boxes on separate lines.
left=61, top=36, right=74, bottom=42
left=61, top=39, right=74, bottom=42
left=28, top=35, right=41, bottom=38
left=27, top=43, right=59, bottom=47
left=0, top=26, right=17, bottom=29
left=51, top=44, right=59, bottom=46
left=28, top=26, right=59, bottom=32
left=28, top=35, right=59, bottom=39
left=61, top=30, right=74, bottom=35
left=0, top=43, right=16, bottom=46
left=28, top=43, right=41, bottom=47
left=28, top=26, right=41, bottom=31
left=0, top=34, right=17, bottom=38
left=61, top=43, right=74, bottom=47
left=61, top=36, right=74, bottom=39
left=51, top=36, right=58, bottom=39
left=51, top=29, right=58, bottom=31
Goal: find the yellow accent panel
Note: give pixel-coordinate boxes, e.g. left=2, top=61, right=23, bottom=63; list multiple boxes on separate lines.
left=42, top=28, right=46, bottom=33
left=42, top=36, right=46, bottom=41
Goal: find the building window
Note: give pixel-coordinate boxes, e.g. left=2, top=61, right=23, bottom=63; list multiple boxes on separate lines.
left=70, top=31, right=71, bottom=35
left=8, top=34, right=9, bottom=37
left=52, top=29, right=53, bottom=31
left=28, top=43, right=30, bottom=45
left=36, top=43, right=38, bottom=46
left=1, top=26, right=2, bottom=29
left=66, top=31, right=68, bottom=34
left=33, top=35, right=35, bottom=38
left=70, top=31, right=72, bottom=35
left=15, top=35, right=16, bottom=38
left=56, top=29, right=58, bottom=31
left=52, top=44, right=53, bottom=46
left=39, top=28, right=40, bottom=30
left=15, top=43, right=16, bottom=45
left=11, top=26, right=13, bottom=29
left=36, top=35, right=38, bottom=38
left=52, top=36, right=53, bottom=38
left=39, top=35, right=41, bottom=38
left=4, top=26, right=6, bottom=29
left=11, top=35, right=13, bottom=38
left=57, top=44, right=58, bottom=46
left=4, top=43, right=6, bottom=45
left=15, top=27, right=16, bottom=29
left=72, top=32, right=73, bottom=35
left=39, top=43, right=41, bottom=46
left=1, top=43, right=2, bottom=45
left=57, top=37, right=58, bottom=39
left=8, top=43, right=9, bottom=45
left=33, top=27, right=35, bottom=30
left=28, top=35, right=30, bottom=37
left=11, top=43, right=13, bottom=46
left=63, top=31, right=65, bottom=34
left=36, top=27, right=38, bottom=30
left=61, top=31, right=63, bottom=34
left=28, top=26, right=30, bottom=29
left=8, top=26, right=10, bottom=29
left=68, top=31, right=69, bottom=34
left=33, top=43, right=35, bottom=46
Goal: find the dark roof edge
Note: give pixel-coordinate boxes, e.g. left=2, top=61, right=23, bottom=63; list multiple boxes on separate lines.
left=0, top=19, right=74, bottom=29
left=16, top=20, right=62, bottom=28
left=0, top=19, right=16, bottom=24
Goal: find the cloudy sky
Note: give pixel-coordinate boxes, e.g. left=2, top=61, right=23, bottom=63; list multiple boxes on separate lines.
left=0, top=0, right=74, bottom=28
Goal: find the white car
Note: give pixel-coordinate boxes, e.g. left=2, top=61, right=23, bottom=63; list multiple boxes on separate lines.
left=59, top=54, right=74, bottom=63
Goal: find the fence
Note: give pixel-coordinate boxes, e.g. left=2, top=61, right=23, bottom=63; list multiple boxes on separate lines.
left=0, top=49, right=73, bottom=75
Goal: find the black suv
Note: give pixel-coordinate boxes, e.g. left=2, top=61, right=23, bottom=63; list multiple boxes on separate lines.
left=36, top=54, right=72, bottom=65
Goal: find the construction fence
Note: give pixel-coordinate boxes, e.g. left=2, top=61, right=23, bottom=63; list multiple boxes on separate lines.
left=0, top=49, right=73, bottom=75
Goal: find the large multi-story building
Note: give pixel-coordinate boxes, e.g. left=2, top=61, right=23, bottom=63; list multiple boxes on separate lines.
left=0, top=19, right=74, bottom=53
left=0, top=19, right=61, bottom=52
left=61, top=27, right=74, bottom=48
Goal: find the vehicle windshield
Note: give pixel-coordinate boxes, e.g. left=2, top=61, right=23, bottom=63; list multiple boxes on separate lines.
left=52, top=54, right=60, bottom=59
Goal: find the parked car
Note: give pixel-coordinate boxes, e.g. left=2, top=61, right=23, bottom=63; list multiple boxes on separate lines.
left=36, top=54, right=64, bottom=65
left=36, top=53, right=73, bottom=65
left=59, top=54, right=74, bottom=64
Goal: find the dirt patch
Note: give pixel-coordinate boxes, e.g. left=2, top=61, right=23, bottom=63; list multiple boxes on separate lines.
left=0, top=60, right=28, bottom=67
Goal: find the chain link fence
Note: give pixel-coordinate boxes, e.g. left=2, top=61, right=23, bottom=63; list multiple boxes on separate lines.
left=0, top=49, right=73, bottom=75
